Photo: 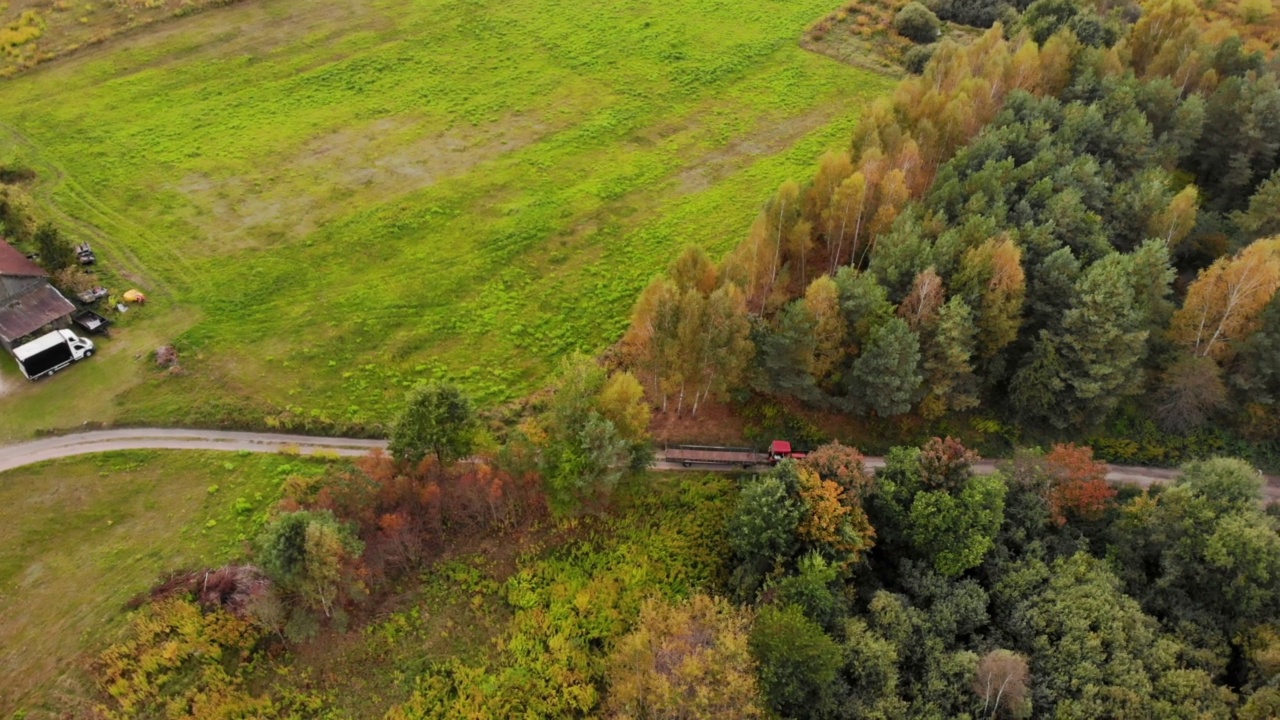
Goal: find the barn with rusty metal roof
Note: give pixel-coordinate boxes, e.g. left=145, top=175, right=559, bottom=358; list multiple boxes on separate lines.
left=0, top=239, right=75, bottom=351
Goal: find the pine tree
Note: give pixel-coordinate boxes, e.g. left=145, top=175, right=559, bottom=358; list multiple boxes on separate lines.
left=849, top=317, right=923, bottom=417
left=920, top=297, right=979, bottom=419
left=836, top=267, right=895, bottom=352
left=1058, top=253, right=1149, bottom=427
left=1024, top=246, right=1080, bottom=337
left=755, top=300, right=819, bottom=402
left=1231, top=291, right=1280, bottom=406
left=1010, top=332, right=1069, bottom=428
left=1128, top=238, right=1176, bottom=336
left=1237, top=169, right=1280, bottom=239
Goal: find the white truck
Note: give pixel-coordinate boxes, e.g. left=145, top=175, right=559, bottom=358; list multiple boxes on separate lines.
left=12, top=329, right=95, bottom=380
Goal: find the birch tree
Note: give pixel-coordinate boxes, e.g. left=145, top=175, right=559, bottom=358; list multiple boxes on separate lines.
left=972, top=650, right=1031, bottom=719
left=822, top=172, right=869, bottom=274
left=1170, top=237, right=1280, bottom=361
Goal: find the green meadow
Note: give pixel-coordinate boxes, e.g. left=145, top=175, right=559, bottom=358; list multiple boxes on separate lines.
left=0, top=0, right=894, bottom=435
left=0, top=450, right=332, bottom=715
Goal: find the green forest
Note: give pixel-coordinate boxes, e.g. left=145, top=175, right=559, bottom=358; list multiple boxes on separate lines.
left=624, top=0, right=1280, bottom=468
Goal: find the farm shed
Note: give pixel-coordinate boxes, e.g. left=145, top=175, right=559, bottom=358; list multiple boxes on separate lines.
left=0, top=239, right=75, bottom=352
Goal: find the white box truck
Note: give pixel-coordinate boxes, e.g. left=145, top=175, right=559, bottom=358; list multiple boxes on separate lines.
left=12, top=329, right=94, bottom=380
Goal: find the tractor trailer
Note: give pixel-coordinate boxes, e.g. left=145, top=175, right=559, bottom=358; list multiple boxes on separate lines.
left=663, top=440, right=806, bottom=468
left=12, top=329, right=95, bottom=380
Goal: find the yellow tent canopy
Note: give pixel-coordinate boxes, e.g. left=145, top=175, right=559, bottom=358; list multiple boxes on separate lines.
left=122, top=289, right=146, bottom=303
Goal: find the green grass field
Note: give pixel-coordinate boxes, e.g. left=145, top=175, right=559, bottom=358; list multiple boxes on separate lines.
left=0, top=450, right=332, bottom=717
left=0, top=0, right=894, bottom=437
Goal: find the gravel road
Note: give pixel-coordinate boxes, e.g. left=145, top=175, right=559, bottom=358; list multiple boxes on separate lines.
left=0, top=428, right=384, bottom=473
left=0, top=428, right=1274, bottom=500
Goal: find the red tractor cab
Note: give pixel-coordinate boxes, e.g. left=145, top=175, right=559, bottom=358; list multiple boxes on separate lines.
left=768, top=440, right=806, bottom=463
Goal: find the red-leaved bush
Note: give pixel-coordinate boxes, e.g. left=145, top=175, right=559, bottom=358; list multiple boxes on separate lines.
left=282, top=449, right=548, bottom=578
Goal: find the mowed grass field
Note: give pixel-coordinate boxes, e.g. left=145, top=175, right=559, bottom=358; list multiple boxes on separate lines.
left=0, top=0, right=894, bottom=437
left=0, top=450, right=332, bottom=717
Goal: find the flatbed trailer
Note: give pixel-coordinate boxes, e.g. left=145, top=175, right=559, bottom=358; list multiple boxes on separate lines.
left=664, top=445, right=770, bottom=468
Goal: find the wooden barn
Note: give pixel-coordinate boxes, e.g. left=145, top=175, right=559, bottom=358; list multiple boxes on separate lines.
left=0, top=239, right=75, bottom=352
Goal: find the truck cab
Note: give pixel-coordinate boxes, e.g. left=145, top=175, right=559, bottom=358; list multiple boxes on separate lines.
left=65, top=330, right=95, bottom=358
left=768, top=440, right=806, bottom=463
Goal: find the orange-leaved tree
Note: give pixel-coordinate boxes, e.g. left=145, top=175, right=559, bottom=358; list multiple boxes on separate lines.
left=796, top=466, right=876, bottom=567
left=1043, top=443, right=1116, bottom=525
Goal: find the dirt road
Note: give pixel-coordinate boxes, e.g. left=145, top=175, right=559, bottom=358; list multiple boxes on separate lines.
left=0, top=428, right=384, bottom=473
left=651, top=457, right=1276, bottom=500
left=1, top=428, right=1274, bottom=500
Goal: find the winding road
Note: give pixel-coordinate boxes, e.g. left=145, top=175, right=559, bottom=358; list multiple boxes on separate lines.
left=0, top=428, right=1276, bottom=500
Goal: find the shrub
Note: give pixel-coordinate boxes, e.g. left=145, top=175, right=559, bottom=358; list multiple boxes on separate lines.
left=34, top=222, right=74, bottom=272
left=1241, top=0, right=1273, bottom=24
left=903, top=44, right=935, bottom=74
left=933, top=0, right=1020, bottom=26
left=894, top=1, right=941, bottom=42
left=94, top=598, right=272, bottom=718
left=388, top=474, right=736, bottom=718
left=256, top=510, right=364, bottom=619
left=604, top=594, right=765, bottom=719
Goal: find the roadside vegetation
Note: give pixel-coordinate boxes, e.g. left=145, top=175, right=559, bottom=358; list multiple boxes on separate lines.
left=0, top=0, right=895, bottom=438
left=7, top=374, right=1274, bottom=717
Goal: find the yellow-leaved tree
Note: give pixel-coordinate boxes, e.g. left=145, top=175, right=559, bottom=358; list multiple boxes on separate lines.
left=957, top=236, right=1026, bottom=359
left=804, top=275, right=848, bottom=385
left=1170, top=237, right=1280, bottom=361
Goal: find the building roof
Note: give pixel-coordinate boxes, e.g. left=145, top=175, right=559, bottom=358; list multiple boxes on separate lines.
left=0, top=283, right=75, bottom=343
left=0, top=239, right=47, bottom=278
